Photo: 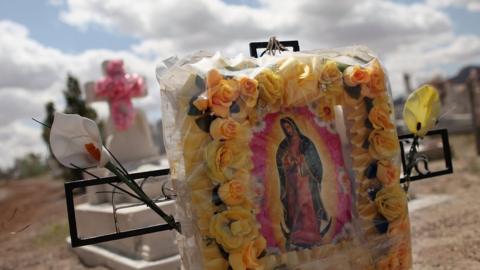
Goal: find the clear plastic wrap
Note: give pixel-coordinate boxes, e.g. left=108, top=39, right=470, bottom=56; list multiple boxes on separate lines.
left=157, top=46, right=411, bottom=270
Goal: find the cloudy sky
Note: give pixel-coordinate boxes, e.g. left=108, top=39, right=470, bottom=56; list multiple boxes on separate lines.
left=0, top=0, right=479, bottom=168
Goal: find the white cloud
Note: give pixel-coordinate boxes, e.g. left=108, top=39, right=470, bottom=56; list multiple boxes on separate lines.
left=0, top=21, right=66, bottom=90
left=0, top=121, right=46, bottom=169
left=384, top=33, right=480, bottom=91
left=0, top=20, right=162, bottom=168
left=48, top=0, right=65, bottom=7
left=55, top=0, right=463, bottom=92
left=426, top=0, right=480, bottom=12
left=1, top=0, right=480, bottom=168
left=58, top=0, right=452, bottom=55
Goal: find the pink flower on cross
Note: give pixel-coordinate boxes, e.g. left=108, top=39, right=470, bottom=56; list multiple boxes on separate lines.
left=95, top=60, right=144, bottom=131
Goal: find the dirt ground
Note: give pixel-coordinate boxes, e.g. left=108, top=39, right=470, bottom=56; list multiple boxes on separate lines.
left=409, top=134, right=480, bottom=270
left=0, top=134, right=479, bottom=270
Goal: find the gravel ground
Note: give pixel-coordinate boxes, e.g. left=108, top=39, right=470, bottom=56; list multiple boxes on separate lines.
left=0, top=134, right=479, bottom=270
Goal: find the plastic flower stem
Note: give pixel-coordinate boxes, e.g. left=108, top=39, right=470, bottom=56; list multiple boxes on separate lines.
left=403, top=135, right=420, bottom=192
left=104, top=161, right=180, bottom=232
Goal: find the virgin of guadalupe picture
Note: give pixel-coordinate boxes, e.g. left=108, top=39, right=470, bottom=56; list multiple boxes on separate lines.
left=158, top=51, right=412, bottom=269
left=276, top=117, right=332, bottom=249
left=251, top=106, right=353, bottom=252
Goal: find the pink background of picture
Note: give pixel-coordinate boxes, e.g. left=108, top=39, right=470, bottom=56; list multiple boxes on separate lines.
left=250, top=106, right=353, bottom=249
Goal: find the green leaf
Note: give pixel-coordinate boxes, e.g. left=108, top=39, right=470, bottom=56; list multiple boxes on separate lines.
left=187, top=95, right=203, bottom=116
left=230, top=101, right=240, bottom=113
left=188, top=95, right=203, bottom=116
left=364, top=97, right=374, bottom=113
left=195, top=75, right=206, bottom=92
left=336, top=62, right=350, bottom=72
left=195, top=114, right=217, bottom=133
left=345, top=85, right=361, bottom=99
left=224, top=66, right=239, bottom=71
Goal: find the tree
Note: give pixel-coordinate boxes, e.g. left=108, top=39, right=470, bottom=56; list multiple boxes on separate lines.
left=42, top=101, right=55, bottom=152
left=64, top=74, right=98, bottom=121
left=41, top=74, right=101, bottom=180
left=13, top=153, right=48, bottom=179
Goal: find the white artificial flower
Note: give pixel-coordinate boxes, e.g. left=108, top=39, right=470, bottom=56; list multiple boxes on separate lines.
left=50, top=112, right=110, bottom=168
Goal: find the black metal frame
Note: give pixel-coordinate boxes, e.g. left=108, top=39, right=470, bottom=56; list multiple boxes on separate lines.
left=249, top=40, right=300, bottom=58
left=399, top=128, right=453, bottom=183
left=64, top=168, right=176, bottom=247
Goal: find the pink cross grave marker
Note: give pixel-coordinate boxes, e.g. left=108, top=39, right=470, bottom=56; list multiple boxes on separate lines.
left=94, top=60, right=145, bottom=131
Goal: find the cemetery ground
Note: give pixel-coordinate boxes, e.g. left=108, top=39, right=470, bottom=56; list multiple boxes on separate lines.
left=0, top=135, right=479, bottom=270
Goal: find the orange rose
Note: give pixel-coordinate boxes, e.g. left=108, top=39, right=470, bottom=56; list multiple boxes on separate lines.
left=395, top=240, right=412, bottom=268
left=376, top=254, right=400, bottom=270
left=192, top=95, right=208, bottom=111
left=210, top=118, right=240, bottom=140
left=343, top=65, right=370, bottom=86
left=376, top=160, right=400, bottom=186
left=218, top=180, right=247, bottom=206
left=229, top=236, right=267, bottom=270
left=207, top=68, right=223, bottom=88
left=239, top=76, right=259, bottom=108
left=376, top=240, right=411, bottom=270
left=193, top=69, right=239, bottom=118
left=369, top=105, right=395, bottom=130
left=361, top=59, right=386, bottom=98
left=368, top=130, right=400, bottom=160
left=209, top=80, right=240, bottom=118
left=388, top=217, right=410, bottom=236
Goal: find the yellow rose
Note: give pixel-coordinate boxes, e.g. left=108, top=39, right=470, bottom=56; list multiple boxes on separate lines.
left=239, top=76, right=259, bottom=108
left=188, top=169, right=212, bottom=191
left=368, top=104, right=395, bottom=130
left=320, top=60, right=342, bottom=83
left=209, top=208, right=259, bottom=252
left=319, top=60, right=343, bottom=96
left=361, top=59, right=386, bottom=98
left=205, top=140, right=234, bottom=183
left=343, top=65, right=370, bottom=87
left=205, top=140, right=249, bottom=183
left=218, top=180, right=247, bottom=206
left=375, top=185, right=407, bottom=222
left=368, top=130, right=400, bottom=160
left=229, top=236, right=267, bottom=270
left=317, top=95, right=336, bottom=122
left=203, top=244, right=229, bottom=270
left=205, top=258, right=229, bottom=270
left=376, top=160, right=400, bottom=187
left=256, top=68, right=284, bottom=105
left=210, top=118, right=240, bottom=140
left=278, top=58, right=320, bottom=106
left=373, top=95, right=391, bottom=108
